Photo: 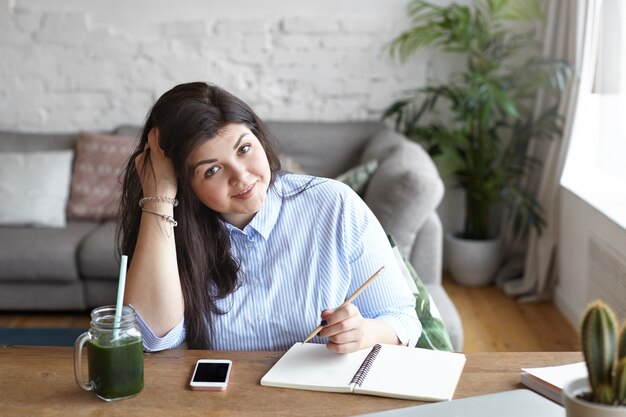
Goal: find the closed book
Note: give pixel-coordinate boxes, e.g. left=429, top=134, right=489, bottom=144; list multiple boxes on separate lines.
left=520, top=362, right=587, bottom=404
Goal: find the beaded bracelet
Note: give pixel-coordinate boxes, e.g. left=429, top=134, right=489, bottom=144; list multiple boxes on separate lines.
left=138, top=196, right=179, bottom=208
left=141, top=208, right=178, bottom=227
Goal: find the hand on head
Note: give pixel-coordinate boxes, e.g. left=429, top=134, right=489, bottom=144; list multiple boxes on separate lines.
left=319, top=304, right=369, bottom=353
left=134, top=128, right=178, bottom=198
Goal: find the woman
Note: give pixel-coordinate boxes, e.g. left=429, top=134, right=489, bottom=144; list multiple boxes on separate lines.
left=118, top=82, right=420, bottom=352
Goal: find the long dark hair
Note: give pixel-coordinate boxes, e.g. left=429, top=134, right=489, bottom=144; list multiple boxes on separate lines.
left=117, top=82, right=281, bottom=349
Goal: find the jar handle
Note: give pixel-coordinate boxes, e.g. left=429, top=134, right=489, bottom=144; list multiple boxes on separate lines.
left=73, top=332, right=93, bottom=392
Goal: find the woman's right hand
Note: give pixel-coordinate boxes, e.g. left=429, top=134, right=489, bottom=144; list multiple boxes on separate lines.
left=135, top=128, right=177, bottom=198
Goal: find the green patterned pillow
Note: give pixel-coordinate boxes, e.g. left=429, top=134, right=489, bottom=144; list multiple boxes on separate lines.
left=335, top=159, right=379, bottom=196
left=388, top=235, right=454, bottom=351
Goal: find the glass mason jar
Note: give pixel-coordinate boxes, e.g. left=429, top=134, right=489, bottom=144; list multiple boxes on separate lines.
left=74, top=305, right=144, bottom=401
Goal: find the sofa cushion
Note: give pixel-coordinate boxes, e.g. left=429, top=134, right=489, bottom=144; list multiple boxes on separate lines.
left=0, top=221, right=98, bottom=282
left=66, top=132, right=136, bottom=221
left=0, top=151, right=74, bottom=228
left=0, top=281, right=86, bottom=310
left=278, top=153, right=306, bottom=174
left=84, top=280, right=118, bottom=308
left=113, top=125, right=142, bottom=138
left=363, top=137, right=444, bottom=260
left=78, top=220, right=120, bottom=280
left=266, top=121, right=383, bottom=178
left=360, top=128, right=406, bottom=162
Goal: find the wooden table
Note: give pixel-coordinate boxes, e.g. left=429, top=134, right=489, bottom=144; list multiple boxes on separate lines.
left=0, top=345, right=581, bottom=417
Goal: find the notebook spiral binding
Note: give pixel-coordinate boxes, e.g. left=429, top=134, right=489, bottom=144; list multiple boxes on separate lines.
left=349, top=344, right=382, bottom=387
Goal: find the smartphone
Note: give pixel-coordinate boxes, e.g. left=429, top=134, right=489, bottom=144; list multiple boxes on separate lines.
left=189, top=359, right=232, bottom=391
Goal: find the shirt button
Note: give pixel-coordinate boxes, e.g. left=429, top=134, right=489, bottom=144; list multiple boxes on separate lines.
left=247, top=242, right=253, bottom=248
left=257, top=314, right=264, bottom=321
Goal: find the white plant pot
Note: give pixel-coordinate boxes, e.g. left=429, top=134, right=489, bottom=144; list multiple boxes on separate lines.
left=563, top=377, right=626, bottom=417
left=445, top=233, right=501, bottom=287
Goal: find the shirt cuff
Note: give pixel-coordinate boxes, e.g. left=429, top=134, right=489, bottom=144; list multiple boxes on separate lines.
left=378, top=313, right=422, bottom=348
left=133, top=307, right=186, bottom=352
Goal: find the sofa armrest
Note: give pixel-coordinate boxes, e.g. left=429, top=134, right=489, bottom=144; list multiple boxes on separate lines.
left=361, top=129, right=444, bottom=261
left=410, top=212, right=443, bottom=286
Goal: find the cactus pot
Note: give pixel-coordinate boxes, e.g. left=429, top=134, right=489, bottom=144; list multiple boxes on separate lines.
left=445, top=233, right=501, bottom=286
left=564, top=377, right=626, bottom=417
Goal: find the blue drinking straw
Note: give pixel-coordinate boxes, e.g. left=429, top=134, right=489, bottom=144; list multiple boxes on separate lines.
left=113, top=255, right=128, bottom=341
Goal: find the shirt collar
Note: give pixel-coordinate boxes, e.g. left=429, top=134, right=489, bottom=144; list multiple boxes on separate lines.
left=222, top=175, right=283, bottom=240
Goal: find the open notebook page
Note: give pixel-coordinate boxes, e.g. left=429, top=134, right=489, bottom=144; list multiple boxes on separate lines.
left=354, top=345, right=467, bottom=401
left=261, top=342, right=371, bottom=393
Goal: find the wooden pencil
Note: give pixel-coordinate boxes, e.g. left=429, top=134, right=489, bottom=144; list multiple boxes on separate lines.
left=301, top=266, right=386, bottom=344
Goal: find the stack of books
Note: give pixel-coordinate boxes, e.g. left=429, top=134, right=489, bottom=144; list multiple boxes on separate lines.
left=519, top=361, right=587, bottom=404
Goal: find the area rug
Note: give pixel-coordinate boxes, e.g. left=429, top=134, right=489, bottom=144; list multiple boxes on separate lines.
left=0, top=328, right=86, bottom=346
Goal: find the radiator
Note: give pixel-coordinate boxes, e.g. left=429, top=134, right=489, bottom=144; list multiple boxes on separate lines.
left=588, top=235, right=626, bottom=321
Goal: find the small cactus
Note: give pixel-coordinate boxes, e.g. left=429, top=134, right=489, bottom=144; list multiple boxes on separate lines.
left=581, top=300, right=626, bottom=406
left=619, top=323, right=626, bottom=360
left=617, top=357, right=626, bottom=404
left=617, top=324, right=626, bottom=404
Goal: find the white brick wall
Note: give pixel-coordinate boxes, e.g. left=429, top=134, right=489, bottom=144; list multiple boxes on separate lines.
left=0, top=0, right=430, bottom=131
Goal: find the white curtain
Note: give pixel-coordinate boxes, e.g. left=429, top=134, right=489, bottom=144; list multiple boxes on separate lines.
left=495, top=0, right=603, bottom=300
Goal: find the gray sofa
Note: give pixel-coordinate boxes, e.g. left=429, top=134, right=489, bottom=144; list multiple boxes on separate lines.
left=0, top=121, right=463, bottom=350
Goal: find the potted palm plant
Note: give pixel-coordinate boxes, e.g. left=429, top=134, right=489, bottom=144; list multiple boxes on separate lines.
left=383, top=0, right=571, bottom=285
left=563, top=300, right=626, bottom=416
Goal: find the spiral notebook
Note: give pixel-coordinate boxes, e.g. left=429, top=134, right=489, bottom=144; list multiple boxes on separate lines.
left=260, top=342, right=466, bottom=401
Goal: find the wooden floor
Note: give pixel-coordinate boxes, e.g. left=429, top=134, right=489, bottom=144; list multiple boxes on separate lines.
left=0, top=312, right=90, bottom=329
left=443, top=275, right=580, bottom=352
left=0, top=275, right=580, bottom=352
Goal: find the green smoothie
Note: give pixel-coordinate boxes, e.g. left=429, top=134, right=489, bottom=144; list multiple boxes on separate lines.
left=87, top=338, right=144, bottom=400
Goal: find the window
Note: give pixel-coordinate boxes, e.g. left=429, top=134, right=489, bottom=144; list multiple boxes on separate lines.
left=594, top=0, right=626, bottom=180
left=562, top=0, right=626, bottom=228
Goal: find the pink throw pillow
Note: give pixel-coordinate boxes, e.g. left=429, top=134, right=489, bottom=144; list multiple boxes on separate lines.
left=66, top=131, right=136, bottom=221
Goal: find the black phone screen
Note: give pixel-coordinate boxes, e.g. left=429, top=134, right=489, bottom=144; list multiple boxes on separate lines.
left=193, top=362, right=230, bottom=383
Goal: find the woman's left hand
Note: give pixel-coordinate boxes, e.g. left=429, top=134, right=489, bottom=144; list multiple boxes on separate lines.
left=319, top=304, right=369, bottom=353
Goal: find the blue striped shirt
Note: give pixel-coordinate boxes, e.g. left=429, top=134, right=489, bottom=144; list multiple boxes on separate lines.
left=137, top=173, right=421, bottom=351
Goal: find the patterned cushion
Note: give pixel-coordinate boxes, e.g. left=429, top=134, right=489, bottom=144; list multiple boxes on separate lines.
left=66, top=132, right=135, bottom=221
left=388, top=234, right=453, bottom=351
left=335, top=159, right=378, bottom=196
